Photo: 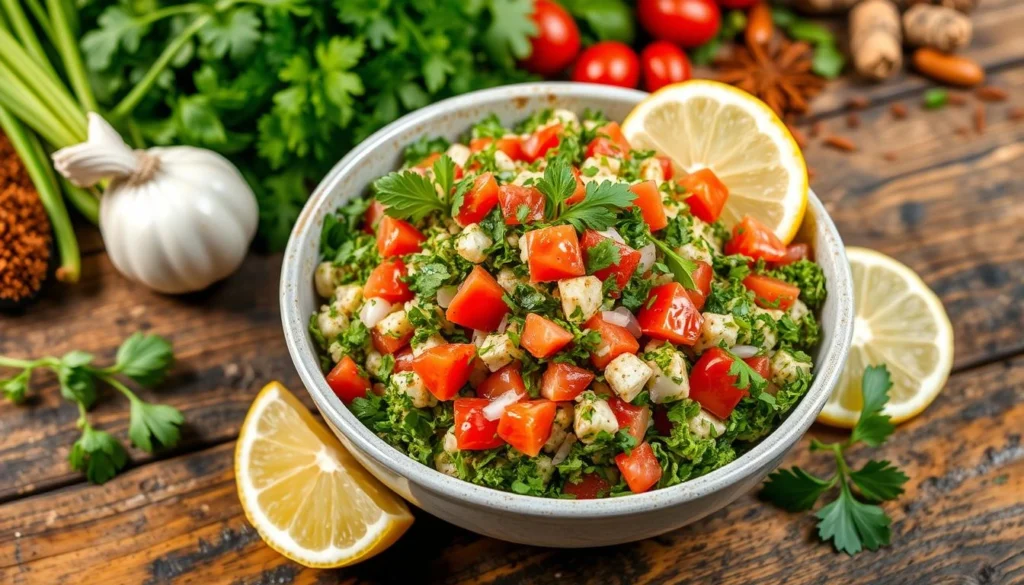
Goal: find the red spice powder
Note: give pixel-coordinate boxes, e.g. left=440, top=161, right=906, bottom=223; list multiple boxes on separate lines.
left=0, top=132, right=51, bottom=303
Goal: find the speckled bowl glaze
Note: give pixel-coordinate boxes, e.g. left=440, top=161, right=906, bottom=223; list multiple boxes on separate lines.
left=281, top=82, right=854, bottom=548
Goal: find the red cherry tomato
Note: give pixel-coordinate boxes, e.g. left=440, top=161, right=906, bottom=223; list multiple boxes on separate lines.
left=571, top=42, right=641, bottom=89
left=640, top=41, right=692, bottom=92
left=520, top=0, right=581, bottom=76
left=637, top=0, right=721, bottom=48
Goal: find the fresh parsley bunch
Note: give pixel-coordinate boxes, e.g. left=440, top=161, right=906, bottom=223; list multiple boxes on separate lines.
left=762, top=365, right=909, bottom=555
left=0, top=333, right=183, bottom=484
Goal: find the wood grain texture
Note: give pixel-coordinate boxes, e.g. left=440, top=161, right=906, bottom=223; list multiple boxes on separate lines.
left=1, top=356, right=1020, bottom=585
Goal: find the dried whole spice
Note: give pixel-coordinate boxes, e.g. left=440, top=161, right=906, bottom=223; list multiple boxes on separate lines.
left=975, top=86, right=1008, bottom=102
left=973, top=104, right=986, bottom=133
left=902, top=4, right=972, bottom=53
left=824, top=135, right=858, bottom=151
left=846, top=113, right=862, bottom=128
left=0, top=132, right=51, bottom=304
left=891, top=103, right=908, bottom=118
left=847, top=96, right=870, bottom=110
left=715, top=41, right=826, bottom=116
left=850, top=0, right=903, bottom=80
left=1009, top=107, right=1024, bottom=122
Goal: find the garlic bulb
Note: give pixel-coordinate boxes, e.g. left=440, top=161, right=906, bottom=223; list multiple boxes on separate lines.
left=52, top=114, right=258, bottom=294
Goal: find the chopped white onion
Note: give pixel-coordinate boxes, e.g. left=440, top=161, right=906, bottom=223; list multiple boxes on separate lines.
left=482, top=390, right=521, bottom=421
left=551, top=434, right=577, bottom=466
left=649, top=374, right=680, bottom=401
left=597, top=228, right=625, bottom=244
left=638, top=243, right=656, bottom=273
left=731, top=345, right=759, bottom=358
left=436, top=286, right=457, bottom=308
left=601, top=310, right=630, bottom=328
left=358, top=297, right=392, bottom=328
left=472, top=329, right=488, bottom=347
left=613, top=306, right=641, bottom=338
left=497, top=314, right=510, bottom=334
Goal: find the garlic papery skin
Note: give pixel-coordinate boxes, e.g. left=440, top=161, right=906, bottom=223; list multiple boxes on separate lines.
left=53, top=113, right=258, bottom=294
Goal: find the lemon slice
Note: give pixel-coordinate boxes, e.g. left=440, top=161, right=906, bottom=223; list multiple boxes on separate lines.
left=235, top=382, right=413, bottom=568
left=818, top=248, right=954, bottom=428
left=621, top=80, right=808, bottom=243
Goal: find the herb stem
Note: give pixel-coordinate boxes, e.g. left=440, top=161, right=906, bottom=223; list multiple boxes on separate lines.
left=98, top=373, right=139, bottom=403
left=110, top=13, right=213, bottom=120
left=58, top=177, right=100, bottom=225
left=46, top=0, right=98, bottom=112
left=0, top=356, right=41, bottom=369
left=0, top=0, right=60, bottom=81
left=135, top=3, right=209, bottom=26
left=21, top=0, right=56, bottom=44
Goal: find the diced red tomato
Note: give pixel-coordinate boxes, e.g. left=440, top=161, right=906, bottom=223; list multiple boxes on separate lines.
left=567, top=167, right=586, bottom=205
left=476, top=363, right=527, bottom=400
left=591, top=122, right=631, bottom=156
left=524, top=225, right=586, bottom=282
left=637, top=283, right=704, bottom=345
left=585, top=314, right=640, bottom=370
left=586, top=136, right=625, bottom=159
left=371, top=328, right=412, bottom=355
left=521, top=313, right=574, bottom=358
left=412, top=343, right=477, bottom=400
left=376, top=216, right=425, bottom=257
left=629, top=180, right=668, bottom=231
left=469, top=136, right=525, bottom=161
left=540, top=362, right=595, bottom=401
left=564, top=472, right=611, bottom=499
left=497, top=400, right=557, bottom=457
left=615, top=442, right=662, bottom=494
left=363, top=259, right=413, bottom=303
left=445, top=266, right=509, bottom=331
left=325, top=356, right=370, bottom=404
left=773, top=243, right=811, bottom=266
left=685, top=260, right=714, bottom=310
left=521, top=123, right=562, bottom=161
left=410, top=152, right=465, bottom=178
left=725, top=215, right=787, bottom=262
left=364, top=200, right=386, bottom=234
left=745, top=355, right=771, bottom=379
left=681, top=168, right=728, bottom=223
left=393, top=348, right=415, bottom=372
left=608, top=397, right=651, bottom=442
left=455, top=172, right=500, bottom=226
left=743, top=274, right=800, bottom=311
left=453, top=398, right=505, bottom=450
left=498, top=185, right=545, bottom=225
left=580, top=230, right=641, bottom=290
left=657, top=156, right=674, bottom=181
left=689, top=347, right=767, bottom=419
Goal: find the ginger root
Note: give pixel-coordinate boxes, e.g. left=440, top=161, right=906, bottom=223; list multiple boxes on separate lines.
left=850, top=0, right=903, bottom=80
left=903, top=4, right=972, bottom=52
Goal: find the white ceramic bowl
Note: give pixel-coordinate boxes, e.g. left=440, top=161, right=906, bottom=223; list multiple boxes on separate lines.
left=281, top=82, right=854, bottom=548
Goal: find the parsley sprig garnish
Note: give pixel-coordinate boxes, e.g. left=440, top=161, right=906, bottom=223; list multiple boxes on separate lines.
left=372, top=154, right=459, bottom=222
left=761, top=365, right=909, bottom=555
left=535, top=161, right=635, bottom=231
left=0, top=333, right=183, bottom=484
left=651, top=239, right=697, bottom=290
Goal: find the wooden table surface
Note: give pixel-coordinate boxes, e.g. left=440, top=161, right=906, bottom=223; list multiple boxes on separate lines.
left=2, top=2, right=1024, bottom=582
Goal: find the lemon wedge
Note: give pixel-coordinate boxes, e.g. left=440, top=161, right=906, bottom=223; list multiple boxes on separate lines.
left=818, top=247, right=954, bottom=428
left=621, top=80, right=808, bottom=243
left=235, top=382, right=413, bottom=568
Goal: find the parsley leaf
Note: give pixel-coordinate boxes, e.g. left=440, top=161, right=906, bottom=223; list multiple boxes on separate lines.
left=761, top=466, right=835, bottom=511
left=373, top=170, right=446, bottom=221
left=115, top=333, right=175, bottom=387
left=69, top=424, right=129, bottom=484
left=849, top=460, right=909, bottom=502
left=1, top=370, right=30, bottom=404
left=560, top=179, right=635, bottom=231
left=727, top=353, right=766, bottom=392
left=535, top=161, right=577, bottom=217
left=128, top=398, right=185, bottom=453
left=432, top=154, right=457, bottom=199
left=850, top=365, right=895, bottom=447
left=586, top=239, right=621, bottom=273
left=198, top=8, right=262, bottom=62
left=482, top=0, right=538, bottom=69
left=410, top=263, right=451, bottom=298
left=816, top=482, right=892, bottom=555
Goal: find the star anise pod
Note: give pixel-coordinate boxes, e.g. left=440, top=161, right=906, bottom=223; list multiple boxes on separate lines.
left=715, top=41, right=826, bottom=117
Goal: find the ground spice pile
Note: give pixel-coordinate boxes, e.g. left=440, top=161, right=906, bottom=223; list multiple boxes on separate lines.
left=0, top=132, right=50, bottom=303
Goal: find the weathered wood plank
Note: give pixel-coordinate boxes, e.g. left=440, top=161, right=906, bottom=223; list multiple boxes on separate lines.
left=803, top=66, right=1024, bottom=368
left=1, top=356, right=1020, bottom=585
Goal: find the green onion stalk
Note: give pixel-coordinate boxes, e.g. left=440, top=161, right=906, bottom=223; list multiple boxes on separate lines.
left=0, top=1, right=223, bottom=284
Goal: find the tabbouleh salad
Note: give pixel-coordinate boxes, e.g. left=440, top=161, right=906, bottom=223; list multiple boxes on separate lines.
left=309, top=107, right=826, bottom=499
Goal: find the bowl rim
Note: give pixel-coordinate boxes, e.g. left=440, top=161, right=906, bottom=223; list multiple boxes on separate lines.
left=281, top=81, right=854, bottom=519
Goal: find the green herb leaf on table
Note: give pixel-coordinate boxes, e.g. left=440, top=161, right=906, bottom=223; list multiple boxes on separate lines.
left=923, top=88, right=949, bottom=109
left=373, top=171, right=447, bottom=222
left=115, top=333, right=175, bottom=386
left=761, top=364, right=909, bottom=556
left=128, top=398, right=185, bottom=453
left=812, top=42, right=845, bottom=79
left=761, top=466, right=835, bottom=512
left=69, top=424, right=129, bottom=484
left=1, top=370, right=30, bottom=404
